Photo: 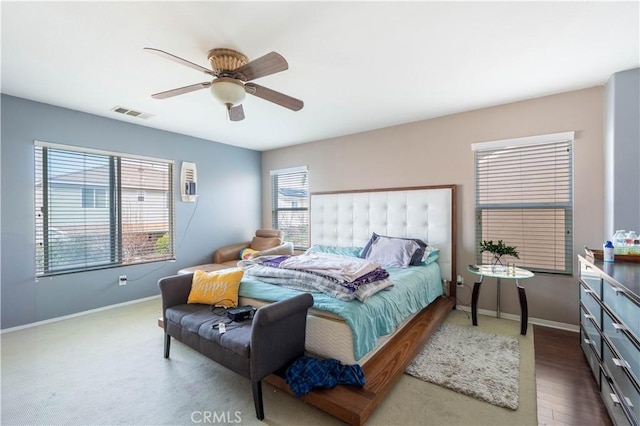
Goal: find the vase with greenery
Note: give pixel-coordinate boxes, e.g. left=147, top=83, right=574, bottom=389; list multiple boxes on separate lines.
left=480, top=240, right=519, bottom=270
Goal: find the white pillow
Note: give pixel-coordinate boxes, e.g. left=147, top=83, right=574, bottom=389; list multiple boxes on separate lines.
left=365, top=236, right=420, bottom=268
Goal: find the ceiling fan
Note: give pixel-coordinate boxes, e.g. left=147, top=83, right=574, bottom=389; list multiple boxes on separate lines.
left=145, top=47, right=304, bottom=121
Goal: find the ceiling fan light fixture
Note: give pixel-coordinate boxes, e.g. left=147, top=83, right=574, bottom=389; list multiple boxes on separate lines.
left=210, top=77, right=246, bottom=107
left=147, top=47, right=303, bottom=117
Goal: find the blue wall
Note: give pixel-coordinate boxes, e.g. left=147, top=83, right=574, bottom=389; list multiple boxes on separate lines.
left=1, top=95, right=262, bottom=329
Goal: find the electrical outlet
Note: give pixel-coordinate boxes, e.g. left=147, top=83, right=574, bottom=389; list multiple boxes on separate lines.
left=118, top=275, right=127, bottom=286
left=456, top=275, right=464, bottom=287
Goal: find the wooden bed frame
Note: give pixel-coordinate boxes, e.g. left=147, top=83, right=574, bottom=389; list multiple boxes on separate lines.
left=265, top=184, right=457, bottom=425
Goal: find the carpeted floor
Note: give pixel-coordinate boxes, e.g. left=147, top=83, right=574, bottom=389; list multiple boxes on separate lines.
left=1, top=298, right=537, bottom=425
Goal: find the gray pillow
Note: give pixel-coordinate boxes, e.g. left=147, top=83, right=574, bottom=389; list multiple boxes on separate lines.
left=364, top=236, right=420, bottom=268
left=360, top=232, right=427, bottom=266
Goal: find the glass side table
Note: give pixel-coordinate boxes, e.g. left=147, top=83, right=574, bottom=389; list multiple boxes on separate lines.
left=467, top=264, right=534, bottom=335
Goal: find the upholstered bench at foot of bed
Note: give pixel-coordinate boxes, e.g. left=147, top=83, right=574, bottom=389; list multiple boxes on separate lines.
left=159, top=273, right=313, bottom=420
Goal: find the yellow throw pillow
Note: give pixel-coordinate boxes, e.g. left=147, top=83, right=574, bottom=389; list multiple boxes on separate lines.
left=188, top=269, right=244, bottom=307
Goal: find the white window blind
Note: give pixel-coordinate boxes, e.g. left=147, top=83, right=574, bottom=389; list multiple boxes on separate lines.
left=473, top=132, right=574, bottom=274
left=35, top=142, right=175, bottom=276
left=270, top=166, right=309, bottom=249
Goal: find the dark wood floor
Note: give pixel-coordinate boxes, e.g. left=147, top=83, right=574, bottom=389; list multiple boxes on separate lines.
left=534, top=325, right=613, bottom=426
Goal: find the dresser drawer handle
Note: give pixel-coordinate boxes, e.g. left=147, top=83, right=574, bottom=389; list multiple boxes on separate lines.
left=612, top=323, right=626, bottom=332
left=612, top=287, right=625, bottom=296
left=610, top=393, right=621, bottom=406
left=612, top=358, right=630, bottom=370
left=609, top=393, right=633, bottom=408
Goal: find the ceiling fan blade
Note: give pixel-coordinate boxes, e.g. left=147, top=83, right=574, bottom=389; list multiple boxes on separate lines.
left=245, top=83, right=303, bottom=111
left=151, top=82, right=211, bottom=99
left=228, top=104, right=245, bottom=121
left=233, top=52, right=288, bottom=81
left=144, top=47, right=214, bottom=76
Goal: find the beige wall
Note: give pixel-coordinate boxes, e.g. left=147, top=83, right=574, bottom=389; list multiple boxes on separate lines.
left=262, top=87, right=605, bottom=326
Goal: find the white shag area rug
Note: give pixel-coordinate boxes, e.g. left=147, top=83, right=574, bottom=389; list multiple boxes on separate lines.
left=406, top=322, right=520, bottom=410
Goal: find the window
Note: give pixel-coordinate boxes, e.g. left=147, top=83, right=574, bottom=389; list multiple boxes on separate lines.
left=271, top=166, right=309, bottom=249
left=35, top=141, right=175, bottom=276
left=82, top=188, right=107, bottom=208
left=473, top=132, right=574, bottom=274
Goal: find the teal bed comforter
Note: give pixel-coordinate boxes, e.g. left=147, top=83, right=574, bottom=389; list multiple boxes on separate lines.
left=238, top=261, right=443, bottom=361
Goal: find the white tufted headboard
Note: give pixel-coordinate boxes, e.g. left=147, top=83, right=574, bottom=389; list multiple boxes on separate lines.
left=310, top=185, right=456, bottom=287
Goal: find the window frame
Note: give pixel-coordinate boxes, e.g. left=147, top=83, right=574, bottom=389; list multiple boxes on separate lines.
left=270, top=166, right=309, bottom=250
left=472, top=132, right=574, bottom=275
left=34, top=141, right=175, bottom=277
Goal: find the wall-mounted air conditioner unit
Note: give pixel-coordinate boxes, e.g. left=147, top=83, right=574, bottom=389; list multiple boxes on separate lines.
left=181, top=161, right=198, bottom=203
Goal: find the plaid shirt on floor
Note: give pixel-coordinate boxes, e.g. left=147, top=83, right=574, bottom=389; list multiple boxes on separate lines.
left=285, top=356, right=365, bottom=397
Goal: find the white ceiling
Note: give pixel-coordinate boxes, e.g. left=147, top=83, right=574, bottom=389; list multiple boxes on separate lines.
left=2, top=2, right=638, bottom=151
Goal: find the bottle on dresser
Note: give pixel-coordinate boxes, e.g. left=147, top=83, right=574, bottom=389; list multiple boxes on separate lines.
left=603, top=240, right=615, bottom=262
left=625, top=231, right=638, bottom=255
left=612, top=230, right=628, bottom=255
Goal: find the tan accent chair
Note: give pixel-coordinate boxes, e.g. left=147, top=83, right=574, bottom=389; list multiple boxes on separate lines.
left=178, top=229, right=292, bottom=274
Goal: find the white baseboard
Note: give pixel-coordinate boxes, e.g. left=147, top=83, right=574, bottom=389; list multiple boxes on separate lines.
left=456, top=305, right=579, bottom=333
left=1, top=295, right=161, bottom=334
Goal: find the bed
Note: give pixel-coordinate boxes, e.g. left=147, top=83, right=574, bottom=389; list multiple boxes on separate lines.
left=238, top=185, right=457, bottom=425
left=239, top=259, right=443, bottom=364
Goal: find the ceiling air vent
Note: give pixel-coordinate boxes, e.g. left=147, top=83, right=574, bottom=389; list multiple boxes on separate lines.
left=111, top=106, right=154, bottom=120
